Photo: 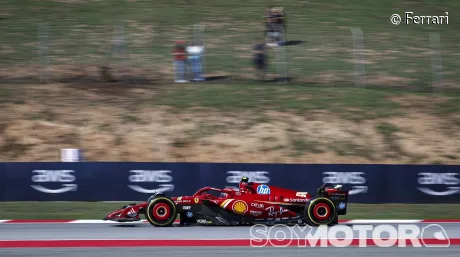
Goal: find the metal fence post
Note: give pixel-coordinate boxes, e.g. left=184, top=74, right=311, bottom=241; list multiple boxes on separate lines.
left=429, top=32, right=443, bottom=93
left=275, top=26, right=288, bottom=84
left=350, top=27, right=366, bottom=87
left=38, top=23, right=50, bottom=83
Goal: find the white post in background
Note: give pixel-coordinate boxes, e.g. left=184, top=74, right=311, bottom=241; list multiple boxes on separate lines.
left=429, top=32, right=443, bottom=93
left=275, top=26, right=288, bottom=84
left=61, top=149, right=83, bottom=162
left=350, top=27, right=366, bottom=86
left=38, top=23, right=50, bottom=83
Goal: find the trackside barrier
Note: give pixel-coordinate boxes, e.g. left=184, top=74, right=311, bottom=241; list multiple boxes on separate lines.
left=0, top=163, right=459, bottom=203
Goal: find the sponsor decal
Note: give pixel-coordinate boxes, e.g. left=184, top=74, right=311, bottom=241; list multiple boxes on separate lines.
left=197, top=219, right=212, bottom=224
left=329, top=192, right=347, bottom=197
left=286, top=198, right=308, bottom=203
left=31, top=170, right=78, bottom=194
left=275, top=218, right=280, bottom=221
left=127, top=208, right=137, bottom=217
left=128, top=170, right=174, bottom=194
left=323, top=171, right=367, bottom=195
left=194, top=198, right=199, bottom=204
left=232, top=200, right=248, bottom=214
left=257, top=185, right=271, bottom=194
left=250, top=210, right=263, bottom=216
left=266, top=206, right=277, bottom=217
left=328, top=193, right=346, bottom=201
left=279, top=207, right=289, bottom=214
left=251, top=203, right=264, bottom=209
left=186, top=212, right=193, bottom=218
left=177, top=197, right=182, bottom=200
left=215, top=217, right=228, bottom=224
left=182, top=206, right=191, bottom=210
left=266, top=206, right=290, bottom=217
left=417, top=173, right=460, bottom=196
left=338, top=202, right=346, bottom=210
left=296, top=192, right=308, bottom=197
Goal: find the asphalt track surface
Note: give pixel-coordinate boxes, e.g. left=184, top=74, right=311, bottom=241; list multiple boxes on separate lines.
left=1, top=223, right=460, bottom=240
left=1, top=247, right=459, bottom=257
left=1, top=223, right=459, bottom=257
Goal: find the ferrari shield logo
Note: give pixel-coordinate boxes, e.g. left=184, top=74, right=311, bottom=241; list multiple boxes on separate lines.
left=194, top=197, right=199, bottom=204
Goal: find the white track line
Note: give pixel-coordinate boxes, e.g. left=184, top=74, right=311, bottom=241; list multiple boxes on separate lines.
left=67, top=220, right=125, bottom=224
left=67, top=220, right=167, bottom=224
left=346, top=219, right=423, bottom=224
left=0, top=238, right=257, bottom=241
left=3, top=219, right=459, bottom=224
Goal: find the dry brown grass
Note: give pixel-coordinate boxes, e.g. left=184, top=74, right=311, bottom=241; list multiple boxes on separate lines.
left=1, top=83, right=459, bottom=164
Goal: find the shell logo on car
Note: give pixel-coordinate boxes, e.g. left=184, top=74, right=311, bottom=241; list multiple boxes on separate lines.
left=232, top=200, right=248, bottom=214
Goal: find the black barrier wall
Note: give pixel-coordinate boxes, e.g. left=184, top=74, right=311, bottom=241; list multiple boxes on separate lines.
left=0, top=163, right=459, bottom=203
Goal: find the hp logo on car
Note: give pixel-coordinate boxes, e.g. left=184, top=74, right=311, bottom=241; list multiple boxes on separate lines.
left=257, top=185, right=271, bottom=194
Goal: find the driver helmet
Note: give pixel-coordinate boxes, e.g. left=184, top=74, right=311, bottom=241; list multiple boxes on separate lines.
left=241, top=176, right=249, bottom=183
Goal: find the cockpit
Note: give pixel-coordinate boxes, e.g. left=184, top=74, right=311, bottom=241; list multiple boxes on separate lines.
left=192, top=187, right=237, bottom=199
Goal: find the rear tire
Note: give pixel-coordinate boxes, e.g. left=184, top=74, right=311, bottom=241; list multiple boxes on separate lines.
left=304, top=197, right=337, bottom=226
left=145, top=197, right=177, bottom=227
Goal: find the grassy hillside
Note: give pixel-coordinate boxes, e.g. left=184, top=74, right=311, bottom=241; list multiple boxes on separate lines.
left=1, top=0, right=459, bottom=88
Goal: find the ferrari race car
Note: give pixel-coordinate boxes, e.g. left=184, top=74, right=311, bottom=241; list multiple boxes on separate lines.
left=104, top=177, right=349, bottom=227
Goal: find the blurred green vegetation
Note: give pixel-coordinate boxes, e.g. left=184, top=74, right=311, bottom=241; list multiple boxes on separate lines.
left=1, top=0, right=459, bottom=89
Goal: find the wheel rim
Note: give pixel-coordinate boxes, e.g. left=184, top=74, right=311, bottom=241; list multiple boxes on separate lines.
left=152, top=203, right=171, bottom=221
left=313, top=202, right=331, bottom=221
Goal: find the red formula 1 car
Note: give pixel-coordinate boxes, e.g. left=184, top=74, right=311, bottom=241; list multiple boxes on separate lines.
left=104, top=177, right=349, bottom=227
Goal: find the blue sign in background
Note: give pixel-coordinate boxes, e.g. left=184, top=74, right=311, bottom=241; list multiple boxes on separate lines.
left=0, top=162, right=459, bottom=203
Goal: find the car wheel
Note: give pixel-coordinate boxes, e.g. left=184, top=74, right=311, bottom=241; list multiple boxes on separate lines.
left=304, top=197, right=337, bottom=226
left=145, top=197, right=177, bottom=227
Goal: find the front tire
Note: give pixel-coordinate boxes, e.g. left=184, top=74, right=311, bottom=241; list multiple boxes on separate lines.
left=145, top=197, right=177, bottom=227
left=304, top=197, right=337, bottom=226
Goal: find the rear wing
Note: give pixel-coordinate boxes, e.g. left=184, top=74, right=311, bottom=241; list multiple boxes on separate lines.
left=316, top=183, right=349, bottom=215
